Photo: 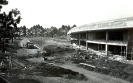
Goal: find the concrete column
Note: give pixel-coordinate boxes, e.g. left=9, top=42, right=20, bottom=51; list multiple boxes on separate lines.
left=131, top=47, right=133, bottom=60
left=77, top=33, right=78, bottom=39
left=126, top=46, right=127, bottom=60
left=106, top=31, right=109, bottom=56
left=106, top=31, right=109, bottom=41
left=86, top=32, right=88, bottom=40
left=121, top=46, right=122, bottom=56
left=105, top=44, right=108, bottom=56
left=98, top=44, right=99, bottom=50
left=79, top=33, right=80, bottom=46
left=86, top=32, right=88, bottom=50
left=86, top=42, right=88, bottom=50
left=70, top=34, right=72, bottom=44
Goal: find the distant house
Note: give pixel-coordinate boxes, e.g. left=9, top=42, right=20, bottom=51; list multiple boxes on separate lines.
left=67, top=17, right=133, bottom=60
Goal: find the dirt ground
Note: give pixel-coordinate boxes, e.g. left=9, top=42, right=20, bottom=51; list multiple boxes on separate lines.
left=1, top=37, right=128, bottom=83
left=15, top=37, right=129, bottom=83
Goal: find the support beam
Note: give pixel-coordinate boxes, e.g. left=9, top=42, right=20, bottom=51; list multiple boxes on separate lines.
left=86, top=42, right=88, bottom=50
left=101, top=44, right=102, bottom=50
left=79, top=33, right=80, bottom=47
left=105, top=44, right=108, bottom=56
left=70, top=34, right=72, bottom=44
left=106, top=31, right=109, bottom=56
left=126, top=46, right=127, bottom=60
left=131, top=47, right=133, bottom=60
left=86, top=32, right=88, bottom=50
left=106, top=31, right=109, bottom=41
left=98, top=44, right=99, bottom=50
left=77, top=33, right=78, bottom=39
left=121, top=46, right=122, bottom=56
left=86, top=32, right=88, bottom=40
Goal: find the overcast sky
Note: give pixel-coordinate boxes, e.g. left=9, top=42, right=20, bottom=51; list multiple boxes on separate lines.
left=1, top=0, right=133, bottom=28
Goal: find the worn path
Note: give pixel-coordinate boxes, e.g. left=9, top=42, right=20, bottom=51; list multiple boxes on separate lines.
left=57, top=62, right=129, bottom=83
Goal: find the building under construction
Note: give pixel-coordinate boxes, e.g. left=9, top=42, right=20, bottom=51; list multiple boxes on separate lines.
left=67, top=17, right=133, bottom=60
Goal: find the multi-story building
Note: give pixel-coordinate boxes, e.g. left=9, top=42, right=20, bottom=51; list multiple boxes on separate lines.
left=67, top=17, right=133, bottom=60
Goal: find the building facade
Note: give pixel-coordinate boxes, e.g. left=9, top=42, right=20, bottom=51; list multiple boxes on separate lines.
left=67, top=17, right=133, bottom=60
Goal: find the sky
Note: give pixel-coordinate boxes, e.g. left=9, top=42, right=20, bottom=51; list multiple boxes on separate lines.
left=1, top=0, right=133, bottom=28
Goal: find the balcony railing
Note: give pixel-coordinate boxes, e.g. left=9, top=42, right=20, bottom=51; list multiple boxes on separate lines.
left=86, top=40, right=127, bottom=46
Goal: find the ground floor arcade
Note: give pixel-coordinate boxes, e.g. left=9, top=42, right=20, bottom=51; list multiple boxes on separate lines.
left=70, top=29, right=133, bottom=60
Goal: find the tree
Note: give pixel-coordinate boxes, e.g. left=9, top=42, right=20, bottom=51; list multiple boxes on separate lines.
left=29, top=24, right=45, bottom=37
left=71, top=24, right=76, bottom=28
left=0, top=0, right=8, bottom=11
left=19, top=25, right=26, bottom=36
left=0, top=1, right=22, bottom=54
left=49, top=26, right=57, bottom=38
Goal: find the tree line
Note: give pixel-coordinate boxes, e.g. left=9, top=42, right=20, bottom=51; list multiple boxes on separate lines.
left=18, top=24, right=76, bottom=37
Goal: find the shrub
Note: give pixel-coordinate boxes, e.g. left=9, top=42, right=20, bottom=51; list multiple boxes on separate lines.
left=126, top=75, right=133, bottom=82
left=67, top=73, right=87, bottom=81
left=121, top=74, right=127, bottom=80
left=67, top=74, right=75, bottom=79
left=86, top=66, right=95, bottom=71
left=115, top=72, right=122, bottom=78
left=76, top=74, right=88, bottom=80
left=43, top=45, right=57, bottom=56
left=94, top=67, right=101, bottom=73
left=109, top=72, right=114, bottom=76
left=100, top=69, right=110, bottom=75
left=124, top=65, right=133, bottom=75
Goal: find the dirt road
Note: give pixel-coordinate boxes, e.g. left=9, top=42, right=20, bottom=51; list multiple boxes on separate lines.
left=57, top=62, right=129, bottom=83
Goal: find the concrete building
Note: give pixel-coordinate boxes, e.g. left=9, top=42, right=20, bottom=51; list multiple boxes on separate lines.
left=67, top=17, right=133, bottom=60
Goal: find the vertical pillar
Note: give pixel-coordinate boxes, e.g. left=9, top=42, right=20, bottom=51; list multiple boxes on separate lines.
left=126, top=46, right=128, bottom=60
left=131, top=47, right=133, bottom=60
left=105, top=31, right=109, bottom=56
left=121, top=46, right=122, bottom=56
left=86, top=32, right=88, bottom=40
left=79, top=33, right=80, bottom=47
left=86, top=42, right=88, bottom=50
left=124, top=46, right=126, bottom=57
left=86, top=32, right=88, bottom=50
left=77, top=33, right=78, bottom=39
left=70, top=34, right=72, bottom=44
left=98, top=44, right=99, bottom=51
left=106, top=31, right=109, bottom=41
left=105, top=44, right=108, bottom=56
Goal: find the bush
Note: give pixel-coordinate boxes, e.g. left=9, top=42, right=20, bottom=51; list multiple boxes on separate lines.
left=121, top=74, right=127, bottom=80
left=86, top=66, right=95, bottom=71
left=43, top=45, right=57, bottom=56
left=115, top=72, right=122, bottom=78
left=94, top=67, right=101, bottom=73
left=109, top=72, right=114, bottom=76
left=126, top=75, right=133, bottom=82
left=100, top=68, right=110, bottom=75
left=67, top=74, right=75, bottom=79
left=67, top=73, right=87, bottom=81
left=124, top=65, right=133, bottom=75
left=76, top=74, right=88, bottom=80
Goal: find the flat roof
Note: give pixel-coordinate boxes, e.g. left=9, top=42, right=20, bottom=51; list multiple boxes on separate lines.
left=67, top=17, right=133, bottom=34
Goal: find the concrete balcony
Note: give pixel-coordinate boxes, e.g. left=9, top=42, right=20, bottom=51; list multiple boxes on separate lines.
left=86, top=40, right=127, bottom=46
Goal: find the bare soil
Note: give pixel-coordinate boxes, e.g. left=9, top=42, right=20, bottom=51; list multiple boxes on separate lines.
left=1, top=37, right=129, bottom=83
left=28, top=37, right=130, bottom=83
